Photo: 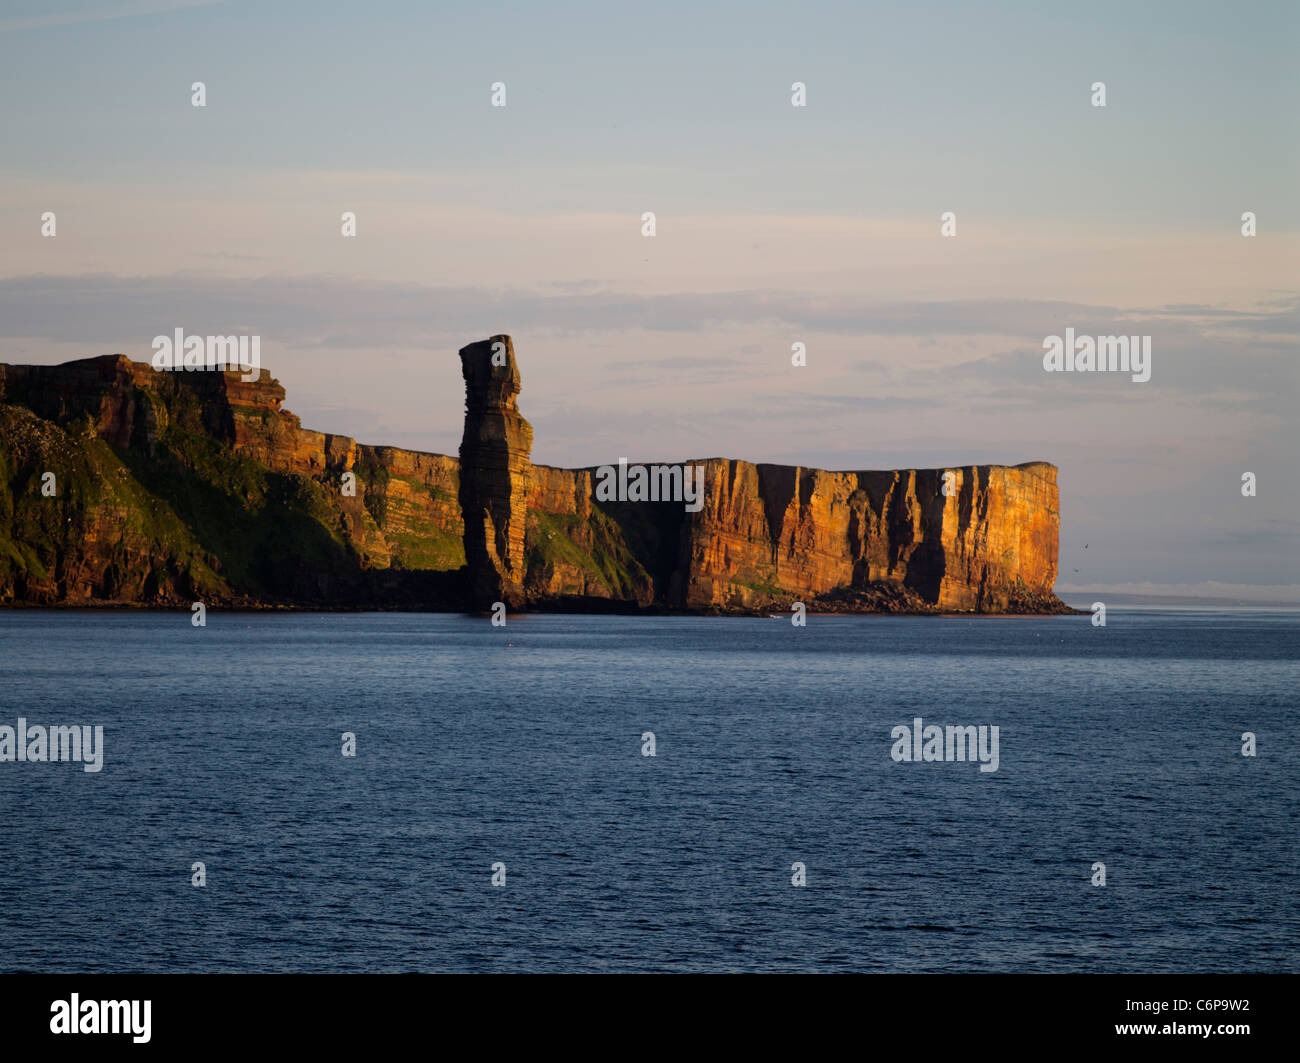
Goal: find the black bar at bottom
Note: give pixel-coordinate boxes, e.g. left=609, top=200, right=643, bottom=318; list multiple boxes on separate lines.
left=0, top=973, right=1289, bottom=1052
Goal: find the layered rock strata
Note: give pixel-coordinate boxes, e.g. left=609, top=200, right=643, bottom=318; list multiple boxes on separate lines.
left=456, top=336, right=532, bottom=610
left=0, top=342, right=1067, bottom=614
left=521, top=459, right=1060, bottom=613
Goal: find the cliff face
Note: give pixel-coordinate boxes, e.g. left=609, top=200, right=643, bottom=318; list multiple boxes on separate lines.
left=519, top=459, right=1060, bottom=613
left=0, top=355, right=463, bottom=606
left=0, top=343, right=1067, bottom=613
left=668, top=459, right=1059, bottom=612
left=523, top=464, right=659, bottom=606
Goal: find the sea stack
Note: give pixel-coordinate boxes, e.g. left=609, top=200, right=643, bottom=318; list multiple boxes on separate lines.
left=456, top=335, right=533, bottom=611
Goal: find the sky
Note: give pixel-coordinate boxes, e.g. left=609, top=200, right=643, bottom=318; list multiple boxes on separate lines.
left=0, top=0, right=1296, bottom=599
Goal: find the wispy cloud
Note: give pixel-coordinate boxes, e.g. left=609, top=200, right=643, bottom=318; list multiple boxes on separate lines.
left=3, top=272, right=1296, bottom=348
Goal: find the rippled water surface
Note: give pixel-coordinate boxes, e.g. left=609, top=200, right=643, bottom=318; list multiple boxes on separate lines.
left=0, top=609, right=1295, bottom=972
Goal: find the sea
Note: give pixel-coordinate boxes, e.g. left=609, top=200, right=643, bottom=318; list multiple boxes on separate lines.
left=0, top=608, right=1295, bottom=972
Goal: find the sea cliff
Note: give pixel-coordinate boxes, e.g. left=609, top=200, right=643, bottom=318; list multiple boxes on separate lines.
left=0, top=341, right=1068, bottom=614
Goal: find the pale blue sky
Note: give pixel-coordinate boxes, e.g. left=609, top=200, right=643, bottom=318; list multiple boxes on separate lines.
left=0, top=0, right=1296, bottom=596
left=3, top=0, right=1297, bottom=220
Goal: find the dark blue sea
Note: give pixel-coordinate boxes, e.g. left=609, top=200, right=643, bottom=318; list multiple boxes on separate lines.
left=0, top=609, right=1295, bottom=972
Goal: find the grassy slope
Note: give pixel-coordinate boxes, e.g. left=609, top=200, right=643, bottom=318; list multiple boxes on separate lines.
left=2, top=380, right=662, bottom=608
left=0, top=381, right=463, bottom=604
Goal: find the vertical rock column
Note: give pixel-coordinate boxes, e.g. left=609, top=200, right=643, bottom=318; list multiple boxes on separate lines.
left=457, top=335, right=533, bottom=611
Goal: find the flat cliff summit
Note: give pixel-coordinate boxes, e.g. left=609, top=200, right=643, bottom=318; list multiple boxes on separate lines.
left=0, top=338, right=1069, bottom=614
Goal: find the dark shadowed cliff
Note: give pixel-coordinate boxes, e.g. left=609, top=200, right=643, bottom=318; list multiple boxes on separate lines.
left=0, top=341, right=1069, bottom=613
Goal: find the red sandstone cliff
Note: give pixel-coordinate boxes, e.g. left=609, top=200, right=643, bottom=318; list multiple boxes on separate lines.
left=673, top=459, right=1059, bottom=612
left=521, top=459, right=1060, bottom=613
left=0, top=345, right=1068, bottom=614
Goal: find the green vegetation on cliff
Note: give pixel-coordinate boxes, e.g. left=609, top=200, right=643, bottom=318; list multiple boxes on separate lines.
left=0, top=372, right=466, bottom=606
left=525, top=507, right=655, bottom=602
left=0, top=403, right=229, bottom=602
